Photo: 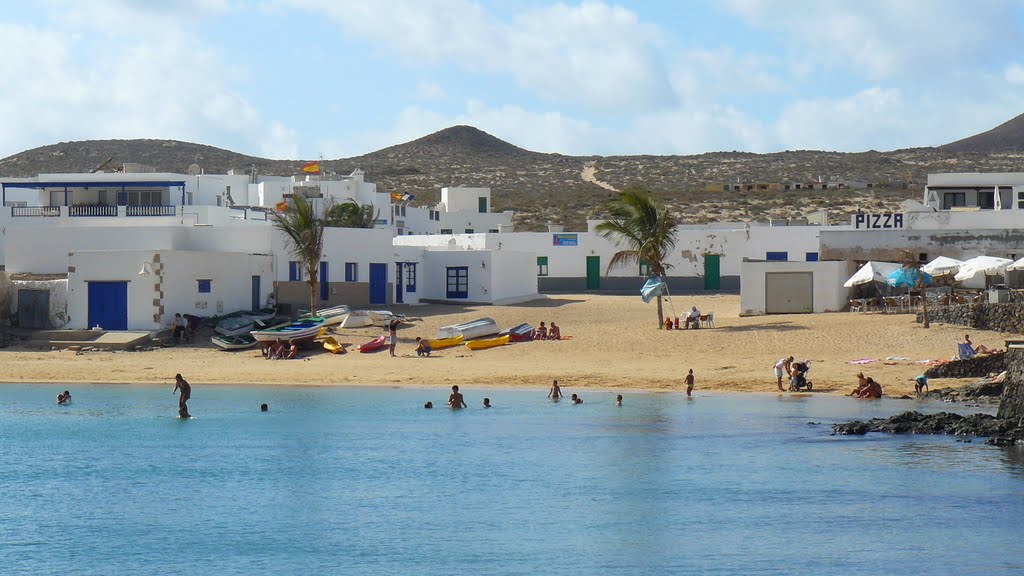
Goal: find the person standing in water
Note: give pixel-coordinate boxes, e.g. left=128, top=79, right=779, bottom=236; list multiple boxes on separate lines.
left=548, top=380, right=563, bottom=401
left=173, top=374, right=192, bottom=418
left=685, top=369, right=695, bottom=397
left=56, top=390, right=71, bottom=405
left=448, top=385, right=467, bottom=408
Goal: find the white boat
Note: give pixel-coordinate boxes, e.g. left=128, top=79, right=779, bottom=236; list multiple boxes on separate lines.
left=341, top=310, right=404, bottom=328
left=250, top=317, right=327, bottom=343
left=436, top=317, right=499, bottom=340
left=212, top=334, right=258, bottom=350
left=243, top=307, right=277, bottom=322
left=215, top=315, right=257, bottom=337
left=308, top=304, right=351, bottom=327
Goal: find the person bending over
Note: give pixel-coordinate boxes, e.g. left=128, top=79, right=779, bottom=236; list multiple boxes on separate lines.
left=415, top=337, right=432, bottom=357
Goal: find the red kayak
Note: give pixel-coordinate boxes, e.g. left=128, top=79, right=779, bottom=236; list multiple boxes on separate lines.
left=358, top=334, right=387, bottom=353
left=508, top=323, right=535, bottom=342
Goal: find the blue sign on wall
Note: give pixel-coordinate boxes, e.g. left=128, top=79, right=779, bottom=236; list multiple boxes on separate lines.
left=552, top=233, right=578, bottom=246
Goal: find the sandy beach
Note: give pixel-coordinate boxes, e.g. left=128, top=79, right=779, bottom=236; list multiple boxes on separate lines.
left=0, top=294, right=1007, bottom=396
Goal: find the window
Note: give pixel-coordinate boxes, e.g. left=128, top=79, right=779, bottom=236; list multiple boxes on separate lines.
left=942, top=192, right=966, bottom=210
left=805, top=252, right=818, bottom=262
left=1018, top=191, right=1024, bottom=210
left=478, top=197, right=488, bottom=213
left=125, top=189, right=162, bottom=206
left=345, top=262, right=358, bottom=282
left=978, top=190, right=995, bottom=210
left=405, top=264, right=417, bottom=292
left=429, top=209, right=440, bottom=221
left=197, top=279, right=212, bottom=293
left=488, top=229, right=499, bottom=233
left=919, top=253, right=928, bottom=263
left=639, top=260, right=651, bottom=276
left=440, top=228, right=453, bottom=235
left=446, top=267, right=469, bottom=299
left=766, top=252, right=788, bottom=261
left=537, top=256, right=549, bottom=277
left=465, top=228, right=474, bottom=234
left=288, top=261, right=302, bottom=281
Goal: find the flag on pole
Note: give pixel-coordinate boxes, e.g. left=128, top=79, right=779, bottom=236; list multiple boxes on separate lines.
left=390, top=192, right=416, bottom=203
left=275, top=201, right=289, bottom=212
left=640, top=275, right=666, bottom=304
left=402, top=193, right=415, bottom=202
left=390, top=192, right=403, bottom=203
left=301, top=161, right=321, bottom=174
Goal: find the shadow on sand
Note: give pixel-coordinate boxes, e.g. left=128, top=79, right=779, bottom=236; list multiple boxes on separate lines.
left=715, top=321, right=807, bottom=333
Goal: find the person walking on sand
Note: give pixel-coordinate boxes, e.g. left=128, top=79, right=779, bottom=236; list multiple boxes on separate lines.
left=685, top=369, right=695, bottom=397
left=548, top=380, right=563, bottom=401
left=448, top=385, right=467, bottom=409
left=173, top=374, right=192, bottom=418
left=388, top=319, right=400, bottom=357
left=774, top=356, right=793, bottom=391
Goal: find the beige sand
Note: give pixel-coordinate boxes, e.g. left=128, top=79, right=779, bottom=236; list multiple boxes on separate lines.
left=0, top=295, right=1005, bottom=396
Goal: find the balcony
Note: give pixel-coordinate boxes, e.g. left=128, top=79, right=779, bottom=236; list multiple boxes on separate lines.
left=70, top=205, right=118, bottom=217
left=11, top=205, right=60, bottom=217
left=126, top=205, right=176, bottom=217
left=9, top=205, right=178, bottom=218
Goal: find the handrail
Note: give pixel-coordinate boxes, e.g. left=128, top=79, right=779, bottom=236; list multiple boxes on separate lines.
left=126, top=205, right=176, bottom=217
left=70, top=205, right=118, bottom=217
left=11, top=205, right=60, bottom=217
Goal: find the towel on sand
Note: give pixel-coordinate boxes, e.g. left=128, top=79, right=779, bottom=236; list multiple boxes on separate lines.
left=847, top=358, right=877, bottom=365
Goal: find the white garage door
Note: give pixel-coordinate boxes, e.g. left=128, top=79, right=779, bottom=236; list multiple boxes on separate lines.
left=765, top=272, right=813, bottom=314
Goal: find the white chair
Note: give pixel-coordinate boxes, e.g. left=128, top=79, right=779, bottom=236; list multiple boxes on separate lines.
left=700, top=312, right=715, bottom=328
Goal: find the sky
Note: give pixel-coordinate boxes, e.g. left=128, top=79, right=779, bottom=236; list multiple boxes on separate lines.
left=1, top=0, right=1023, bottom=160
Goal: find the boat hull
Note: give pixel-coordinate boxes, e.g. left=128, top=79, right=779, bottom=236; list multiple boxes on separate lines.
left=357, top=335, right=387, bottom=353
left=465, top=334, right=510, bottom=350
left=215, top=317, right=257, bottom=337
left=437, top=317, right=499, bottom=340
left=425, top=334, right=464, bottom=350
left=212, top=334, right=258, bottom=350
left=311, top=305, right=351, bottom=327
left=251, top=318, right=326, bottom=343
left=508, top=323, right=535, bottom=342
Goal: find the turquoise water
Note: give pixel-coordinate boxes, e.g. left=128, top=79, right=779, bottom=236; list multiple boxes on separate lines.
left=2, top=384, right=1024, bottom=575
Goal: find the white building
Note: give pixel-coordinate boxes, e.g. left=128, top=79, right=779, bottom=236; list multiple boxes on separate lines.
left=393, top=186, right=514, bottom=236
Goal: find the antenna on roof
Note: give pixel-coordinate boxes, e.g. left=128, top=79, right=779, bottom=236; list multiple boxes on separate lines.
left=91, top=155, right=116, bottom=173
left=187, top=164, right=201, bottom=176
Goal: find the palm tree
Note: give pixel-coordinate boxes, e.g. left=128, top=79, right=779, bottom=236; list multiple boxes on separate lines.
left=595, top=188, right=678, bottom=328
left=325, top=199, right=379, bottom=229
left=271, top=195, right=327, bottom=315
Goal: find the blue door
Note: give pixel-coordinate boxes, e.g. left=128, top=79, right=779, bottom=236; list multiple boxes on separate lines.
left=369, top=263, right=387, bottom=305
left=395, top=263, right=404, bottom=304
left=87, top=281, right=128, bottom=330
left=251, top=275, right=261, bottom=311
left=319, top=261, right=329, bottom=302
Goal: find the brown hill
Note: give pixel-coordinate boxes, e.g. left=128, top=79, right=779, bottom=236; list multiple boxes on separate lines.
left=940, top=112, right=1024, bottom=153
left=3, top=124, right=1024, bottom=230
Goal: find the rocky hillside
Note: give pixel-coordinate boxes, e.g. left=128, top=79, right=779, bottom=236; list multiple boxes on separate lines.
left=941, top=112, right=1024, bottom=153
left=2, top=117, right=1024, bottom=231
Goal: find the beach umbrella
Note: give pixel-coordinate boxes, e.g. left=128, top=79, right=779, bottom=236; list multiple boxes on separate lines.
left=886, top=267, right=932, bottom=288
left=1007, top=256, right=1024, bottom=271
left=953, top=256, right=1012, bottom=281
left=843, top=261, right=902, bottom=288
left=921, top=256, right=962, bottom=277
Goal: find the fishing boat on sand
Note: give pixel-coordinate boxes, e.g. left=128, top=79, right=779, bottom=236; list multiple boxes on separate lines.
left=251, top=317, right=326, bottom=343
left=507, top=323, right=535, bottom=342
left=212, top=334, right=258, bottom=350
left=436, top=317, right=499, bottom=340
left=340, top=310, right=405, bottom=329
left=304, top=304, right=351, bottom=327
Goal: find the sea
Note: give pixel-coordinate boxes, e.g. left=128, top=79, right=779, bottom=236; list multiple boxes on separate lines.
left=2, top=384, right=1023, bottom=575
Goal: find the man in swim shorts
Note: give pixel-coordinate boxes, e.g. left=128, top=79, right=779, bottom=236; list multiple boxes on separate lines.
left=173, top=374, right=192, bottom=417
left=448, top=385, right=467, bottom=408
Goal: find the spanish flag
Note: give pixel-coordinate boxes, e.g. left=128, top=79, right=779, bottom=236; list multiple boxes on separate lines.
left=275, top=201, right=289, bottom=212
left=302, top=161, right=321, bottom=174
left=390, top=192, right=403, bottom=203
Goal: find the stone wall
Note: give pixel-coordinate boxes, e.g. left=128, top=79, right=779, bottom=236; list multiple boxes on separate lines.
left=920, top=302, right=1024, bottom=333
left=997, top=348, right=1024, bottom=419
left=924, top=353, right=1008, bottom=379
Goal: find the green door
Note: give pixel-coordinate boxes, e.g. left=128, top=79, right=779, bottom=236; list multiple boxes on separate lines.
left=586, top=256, right=601, bottom=290
left=704, top=254, right=721, bottom=290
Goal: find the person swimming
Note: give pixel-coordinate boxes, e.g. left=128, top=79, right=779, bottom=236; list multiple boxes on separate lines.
left=570, top=393, right=583, bottom=405
left=56, top=390, right=71, bottom=405
left=424, top=401, right=433, bottom=409
left=260, top=403, right=269, bottom=412
left=483, top=398, right=491, bottom=408
left=615, top=394, right=623, bottom=406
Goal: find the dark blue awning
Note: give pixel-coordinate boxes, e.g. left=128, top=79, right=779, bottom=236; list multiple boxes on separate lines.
left=0, top=181, right=186, bottom=189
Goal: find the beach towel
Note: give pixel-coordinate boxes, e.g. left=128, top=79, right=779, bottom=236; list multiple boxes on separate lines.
left=885, top=356, right=911, bottom=361
left=957, top=343, right=975, bottom=360
left=914, top=359, right=947, bottom=366
left=847, top=358, right=877, bottom=365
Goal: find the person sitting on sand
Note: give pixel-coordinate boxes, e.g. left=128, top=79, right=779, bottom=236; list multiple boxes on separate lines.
left=548, top=380, right=563, bottom=401
left=914, top=375, right=929, bottom=395
left=415, top=337, right=432, bottom=357
left=965, top=334, right=996, bottom=355
left=172, top=313, right=189, bottom=344
left=57, top=390, right=71, bottom=405
left=535, top=322, right=548, bottom=340
left=615, top=394, right=623, bottom=406
left=849, top=372, right=870, bottom=397
left=448, top=385, right=467, bottom=409
left=570, top=393, right=583, bottom=405
left=483, top=398, right=491, bottom=408
left=260, top=342, right=273, bottom=359
left=267, top=341, right=286, bottom=360
left=549, top=322, right=561, bottom=340
left=686, top=306, right=701, bottom=330
left=284, top=340, right=299, bottom=360
left=851, top=376, right=882, bottom=399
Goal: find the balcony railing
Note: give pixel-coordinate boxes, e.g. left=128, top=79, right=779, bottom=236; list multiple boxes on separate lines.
left=126, top=205, right=176, bottom=217
left=11, top=205, right=60, bottom=217
left=70, top=205, right=118, bottom=217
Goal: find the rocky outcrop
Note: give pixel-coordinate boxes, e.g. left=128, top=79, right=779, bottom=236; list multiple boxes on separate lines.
left=923, top=353, right=1007, bottom=379
left=926, top=380, right=1005, bottom=404
left=832, top=411, right=1024, bottom=445
left=998, top=348, right=1024, bottom=419
left=920, top=302, right=1024, bottom=333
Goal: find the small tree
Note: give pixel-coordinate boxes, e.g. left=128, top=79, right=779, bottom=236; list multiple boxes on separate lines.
left=325, top=199, right=380, bottom=229
left=595, top=187, right=679, bottom=328
left=271, top=195, right=327, bottom=315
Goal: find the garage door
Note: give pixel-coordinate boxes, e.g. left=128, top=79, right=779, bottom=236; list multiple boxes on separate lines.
left=765, top=272, right=813, bottom=314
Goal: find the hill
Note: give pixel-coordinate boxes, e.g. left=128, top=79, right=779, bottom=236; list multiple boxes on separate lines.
left=940, top=112, right=1024, bottom=153
left=4, top=123, right=1024, bottom=231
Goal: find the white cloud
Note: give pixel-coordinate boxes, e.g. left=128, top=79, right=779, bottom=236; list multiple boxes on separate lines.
left=774, top=87, right=904, bottom=151
left=262, top=122, right=300, bottom=160
left=415, top=82, right=447, bottom=101
left=1006, top=62, right=1024, bottom=85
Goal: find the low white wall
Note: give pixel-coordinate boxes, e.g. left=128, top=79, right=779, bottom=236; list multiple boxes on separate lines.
left=490, top=250, right=538, bottom=303
left=740, top=260, right=853, bottom=315
left=10, top=279, right=69, bottom=328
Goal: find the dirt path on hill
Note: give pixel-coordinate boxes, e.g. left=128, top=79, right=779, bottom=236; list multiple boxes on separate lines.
left=581, top=161, right=618, bottom=191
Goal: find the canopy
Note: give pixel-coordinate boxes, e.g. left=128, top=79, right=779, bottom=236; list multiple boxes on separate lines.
left=921, top=256, right=963, bottom=277
left=886, top=267, right=932, bottom=288
left=1007, top=256, right=1024, bottom=272
left=844, top=261, right=901, bottom=288
left=953, top=256, right=1012, bottom=281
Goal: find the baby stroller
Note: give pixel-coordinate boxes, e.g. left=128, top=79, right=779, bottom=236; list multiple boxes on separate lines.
left=789, top=360, right=813, bottom=391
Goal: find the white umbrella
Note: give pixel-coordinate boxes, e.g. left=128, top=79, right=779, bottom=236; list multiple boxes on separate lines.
left=953, top=256, right=1013, bottom=281
left=843, top=261, right=901, bottom=288
left=921, top=256, right=963, bottom=277
left=1007, top=256, right=1024, bottom=271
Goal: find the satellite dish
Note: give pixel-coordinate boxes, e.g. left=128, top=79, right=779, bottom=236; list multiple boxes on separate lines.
left=187, top=164, right=201, bottom=176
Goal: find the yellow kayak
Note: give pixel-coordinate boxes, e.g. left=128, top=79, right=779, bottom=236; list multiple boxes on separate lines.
left=322, top=336, right=346, bottom=354
left=465, top=334, right=510, bottom=350
left=426, top=334, right=464, bottom=350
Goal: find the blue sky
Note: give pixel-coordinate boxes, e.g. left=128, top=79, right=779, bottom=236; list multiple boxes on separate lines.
left=1, top=0, right=1023, bottom=160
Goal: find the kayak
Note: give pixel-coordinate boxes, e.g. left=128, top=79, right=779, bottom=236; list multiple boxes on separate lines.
left=357, top=334, right=387, bottom=353
left=425, top=334, right=464, bottom=350
left=465, top=334, right=510, bottom=350
left=322, top=336, right=346, bottom=354
left=508, top=323, right=535, bottom=342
